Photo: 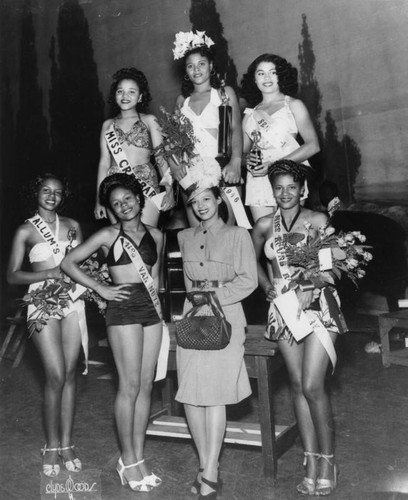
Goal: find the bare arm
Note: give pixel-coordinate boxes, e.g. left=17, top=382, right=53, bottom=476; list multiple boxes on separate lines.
left=94, top=119, right=113, bottom=219
left=284, top=98, right=320, bottom=163
left=61, top=228, right=131, bottom=302
left=251, top=219, right=275, bottom=302
left=222, top=86, right=242, bottom=184
left=168, top=95, right=188, bottom=181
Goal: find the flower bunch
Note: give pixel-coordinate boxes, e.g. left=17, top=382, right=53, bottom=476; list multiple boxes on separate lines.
left=154, top=106, right=197, bottom=164
left=284, top=225, right=373, bottom=286
left=79, top=253, right=111, bottom=316
left=22, top=279, right=72, bottom=337
left=173, top=30, right=214, bottom=60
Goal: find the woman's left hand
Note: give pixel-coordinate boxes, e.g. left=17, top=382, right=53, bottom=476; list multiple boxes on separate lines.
left=160, top=189, right=175, bottom=212
left=295, top=289, right=314, bottom=318
left=222, top=159, right=241, bottom=185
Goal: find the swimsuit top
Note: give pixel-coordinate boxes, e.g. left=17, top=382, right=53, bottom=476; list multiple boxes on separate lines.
left=264, top=232, right=307, bottom=262
left=113, top=117, right=152, bottom=151
left=181, top=88, right=221, bottom=130
left=106, top=226, right=157, bottom=268
left=28, top=215, right=74, bottom=264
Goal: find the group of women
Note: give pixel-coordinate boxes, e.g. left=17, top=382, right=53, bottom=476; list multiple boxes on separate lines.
left=7, top=30, right=341, bottom=498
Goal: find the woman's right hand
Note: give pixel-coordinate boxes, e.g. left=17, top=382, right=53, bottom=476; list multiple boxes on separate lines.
left=47, top=266, right=63, bottom=280
left=94, top=202, right=107, bottom=220
left=96, top=283, right=132, bottom=301
left=264, top=284, right=276, bottom=302
left=247, top=154, right=270, bottom=177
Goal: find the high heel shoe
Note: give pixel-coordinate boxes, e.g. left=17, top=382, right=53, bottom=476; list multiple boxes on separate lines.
left=59, top=445, right=82, bottom=472
left=191, top=467, right=204, bottom=494
left=296, top=451, right=320, bottom=495
left=41, top=445, right=60, bottom=477
left=315, top=454, right=338, bottom=496
left=198, top=476, right=222, bottom=499
left=116, top=457, right=152, bottom=492
left=136, top=458, right=161, bottom=487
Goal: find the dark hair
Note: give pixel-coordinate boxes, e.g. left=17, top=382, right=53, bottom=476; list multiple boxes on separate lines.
left=23, top=172, right=71, bottom=216
left=108, top=67, right=152, bottom=114
left=268, top=159, right=310, bottom=187
left=99, top=173, right=145, bottom=211
left=240, top=54, right=298, bottom=107
left=181, top=46, right=221, bottom=97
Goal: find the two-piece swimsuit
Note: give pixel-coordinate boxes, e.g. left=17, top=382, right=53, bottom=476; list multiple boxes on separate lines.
left=105, top=225, right=159, bottom=328
left=107, top=116, right=159, bottom=191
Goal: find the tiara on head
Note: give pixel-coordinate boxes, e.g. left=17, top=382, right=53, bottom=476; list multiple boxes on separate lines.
left=173, top=30, right=215, bottom=60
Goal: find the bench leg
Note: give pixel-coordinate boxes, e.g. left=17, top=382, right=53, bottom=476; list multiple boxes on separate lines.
left=256, top=356, right=278, bottom=481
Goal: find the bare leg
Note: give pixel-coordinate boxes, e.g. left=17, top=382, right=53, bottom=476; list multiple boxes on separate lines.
left=32, top=319, right=65, bottom=467
left=302, top=330, right=338, bottom=481
left=201, top=405, right=226, bottom=495
left=141, top=198, right=160, bottom=228
left=107, top=324, right=144, bottom=483
left=132, top=322, right=162, bottom=476
left=250, top=205, right=276, bottom=223
left=184, top=404, right=207, bottom=470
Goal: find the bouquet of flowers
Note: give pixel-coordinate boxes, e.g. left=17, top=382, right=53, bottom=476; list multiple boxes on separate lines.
left=284, top=224, right=373, bottom=287
left=154, top=106, right=197, bottom=166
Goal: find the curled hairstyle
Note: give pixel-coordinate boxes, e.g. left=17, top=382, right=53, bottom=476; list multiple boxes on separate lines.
left=240, top=54, right=298, bottom=107
left=181, top=46, right=221, bottom=97
left=108, top=67, right=152, bottom=114
left=23, top=172, right=71, bottom=216
left=99, top=173, right=145, bottom=211
left=268, top=159, right=310, bottom=187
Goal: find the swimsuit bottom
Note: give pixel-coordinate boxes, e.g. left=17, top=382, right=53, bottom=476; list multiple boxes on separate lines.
left=105, top=283, right=160, bottom=328
left=108, top=162, right=159, bottom=191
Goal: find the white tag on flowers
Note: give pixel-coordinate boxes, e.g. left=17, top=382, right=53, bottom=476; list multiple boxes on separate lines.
left=273, top=290, right=313, bottom=341
left=318, top=248, right=333, bottom=271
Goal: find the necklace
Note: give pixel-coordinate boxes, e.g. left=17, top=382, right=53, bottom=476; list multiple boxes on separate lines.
left=36, top=212, right=56, bottom=224
left=281, top=208, right=301, bottom=233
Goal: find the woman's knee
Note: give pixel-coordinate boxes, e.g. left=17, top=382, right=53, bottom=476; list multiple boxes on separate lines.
left=118, top=377, right=141, bottom=399
left=302, top=379, right=326, bottom=402
left=45, top=370, right=65, bottom=391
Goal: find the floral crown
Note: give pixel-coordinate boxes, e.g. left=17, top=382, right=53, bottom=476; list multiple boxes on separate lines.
left=173, top=30, right=215, bottom=60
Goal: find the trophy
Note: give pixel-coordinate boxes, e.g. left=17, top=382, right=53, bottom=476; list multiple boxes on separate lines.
left=250, top=130, right=263, bottom=168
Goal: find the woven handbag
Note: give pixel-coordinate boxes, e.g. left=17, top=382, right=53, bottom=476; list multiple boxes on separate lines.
left=175, top=292, right=231, bottom=350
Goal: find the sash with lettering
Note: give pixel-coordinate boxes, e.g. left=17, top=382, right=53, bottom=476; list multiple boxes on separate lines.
left=266, top=209, right=337, bottom=371
left=113, top=232, right=170, bottom=381
left=104, top=123, right=163, bottom=211
left=27, top=214, right=89, bottom=373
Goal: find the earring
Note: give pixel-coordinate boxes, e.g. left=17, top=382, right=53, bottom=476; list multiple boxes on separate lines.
left=138, top=95, right=142, bottom=103
left=210, top=69, right=215, bottom=76
left=184, top=74, right=190, bottom=81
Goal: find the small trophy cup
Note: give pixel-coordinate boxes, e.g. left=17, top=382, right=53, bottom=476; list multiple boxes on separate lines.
left=250, top=130, right=263, bottom=168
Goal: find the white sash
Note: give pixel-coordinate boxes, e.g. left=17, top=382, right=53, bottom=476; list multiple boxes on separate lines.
left=117, top=233, right=170, bottom=381
left=268, top=209, right=337, bottom=370
left=27, top=214, right=89, bottom=373
left=104, top=123, right=164, bottom=211
left=222, top=186, right=252, bottom=229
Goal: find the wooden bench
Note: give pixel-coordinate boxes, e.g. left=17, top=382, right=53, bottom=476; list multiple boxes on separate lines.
left=378, top=309, right=408, bottom=367
left=147, top=324, right=297, bottom=480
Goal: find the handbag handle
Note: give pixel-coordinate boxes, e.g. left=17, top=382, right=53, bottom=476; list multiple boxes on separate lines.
left=183, top=292, right=227, bottom=320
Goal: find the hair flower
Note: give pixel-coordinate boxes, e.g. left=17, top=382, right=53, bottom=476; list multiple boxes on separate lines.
left=173, top=30, right=215, bottom=60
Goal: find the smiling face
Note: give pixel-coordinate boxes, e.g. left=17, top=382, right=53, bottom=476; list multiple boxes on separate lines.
left=272, top=173, right=304, bottom=209
left=185, top=52, right=212, bottom=86
left=115, top=79, right=141, bottom=111
left=109, top=187, right=141, bottom=221
left=254, top=61, right=279, bottom=94
left=37, top=178, right=63, bottom=212
left=190, top=189, right=221, bottom=222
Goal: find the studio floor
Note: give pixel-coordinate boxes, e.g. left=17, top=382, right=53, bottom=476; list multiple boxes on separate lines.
left=1, top=312, right=407, bottom=500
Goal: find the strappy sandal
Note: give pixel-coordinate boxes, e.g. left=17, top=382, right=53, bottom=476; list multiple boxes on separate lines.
left=296, top=451, right=320, bottom=495
left=191, top=467, right=204, bottom=494
left=315, top=454, right=338, bottom=496
left=41, top=444, right=60, bottom=477
left=116, top=457, right=152, bottom=492
left=59, top=444, right=82, bottom=472
left=136, top=458, right=161, bottom=487
left=199, top=476, right=222, bottom=499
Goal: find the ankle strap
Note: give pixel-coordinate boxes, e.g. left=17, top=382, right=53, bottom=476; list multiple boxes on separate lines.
left=201, top=476, right=218, bottom=491
left=303, top=451, right=320, bottom=466
left=135, top=458, right=145, bottom=466
left=41, top=445, right=59, bottom=455
left=59, top=445, right=75, bottom=452
left=319, top=453, right=334, bottom=465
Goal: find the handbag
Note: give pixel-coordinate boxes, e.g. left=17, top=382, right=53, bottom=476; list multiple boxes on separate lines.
left=175, top=292, right=231, bottom=350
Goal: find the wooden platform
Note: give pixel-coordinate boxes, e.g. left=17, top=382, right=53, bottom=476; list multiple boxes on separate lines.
left=379, top=309, right=408, bottom=367
left=148, top=324, right=298, bottom=480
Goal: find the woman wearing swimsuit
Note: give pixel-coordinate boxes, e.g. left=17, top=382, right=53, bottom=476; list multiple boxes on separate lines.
left=62, top=173, right=163, bottom=492
left=171, top=31, right=243, bottom=227
left=94, top=67, right=174, bottom=227
left=7, top=173, right=85, bottom=477
left=240, top=54, right=320, bottom=222
left=251, top=160, right=341, bottom=496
